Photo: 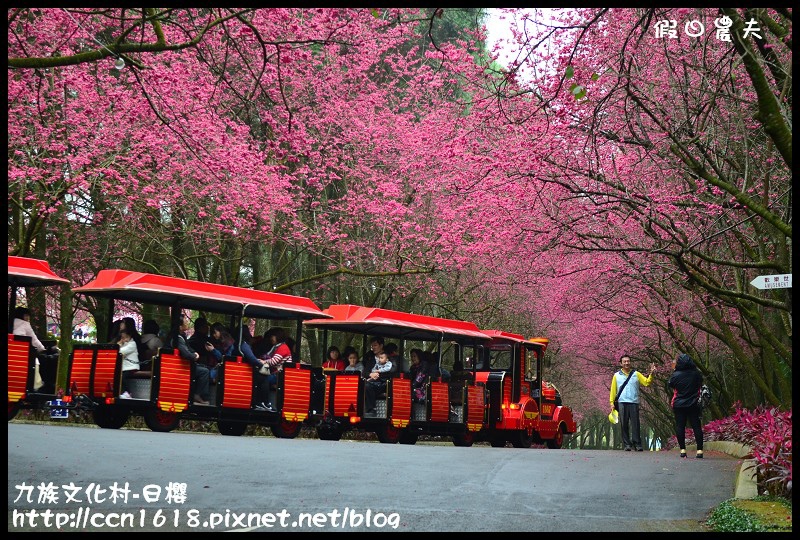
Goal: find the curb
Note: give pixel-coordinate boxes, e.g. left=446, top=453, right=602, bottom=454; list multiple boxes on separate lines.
left=687, top=441, right=757, bottom=499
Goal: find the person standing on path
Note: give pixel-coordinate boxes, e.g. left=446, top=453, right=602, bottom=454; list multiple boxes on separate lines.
left=668, top=352, right=705, bottom=459
left=609, top=354, right=655, bottom=451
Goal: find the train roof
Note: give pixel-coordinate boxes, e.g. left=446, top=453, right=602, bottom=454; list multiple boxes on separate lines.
left=8, top=256, right=70, bottom=287
left=304, top=304, right=491, bottom=342
left=481, top=329, right=527, bottom=342
left=73, top=269, right=331, bottom=320
left=482, top=330, right=550, bottom=351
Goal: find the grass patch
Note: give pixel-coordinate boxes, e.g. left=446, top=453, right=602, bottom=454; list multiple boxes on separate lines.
left=707, top=496, right=792, bottom=532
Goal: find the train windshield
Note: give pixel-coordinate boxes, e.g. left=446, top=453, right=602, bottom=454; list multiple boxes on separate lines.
left=488, top=344, right=512, bottom=370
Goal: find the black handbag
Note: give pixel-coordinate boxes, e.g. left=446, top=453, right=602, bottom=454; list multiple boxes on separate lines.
left=613, top=370, right=635, bottom=411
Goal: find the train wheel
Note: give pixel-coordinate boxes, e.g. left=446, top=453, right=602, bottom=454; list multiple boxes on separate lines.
left=512, top=430, right=533, bottom=448
left=546, top=425, right=564, bottom=449
left=271, top=419, right=302, bottom=439
left=452, top=430, right=475, bottom=447
left=376, top=424, right=401, bottom=444
left=93, top=405, right=130, bottom=429
left=8, top=401, right=22, bottom=421
left=490, top=437, right=506, bottom=448
left=398, top=431, right=418, bottom=445
left=143, top=408, right=180, bottom=432
left=218, top=420, right=247, bottom=436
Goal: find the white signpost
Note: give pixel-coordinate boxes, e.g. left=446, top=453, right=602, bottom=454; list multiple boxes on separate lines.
left=750, top=274, right=792, bottom=290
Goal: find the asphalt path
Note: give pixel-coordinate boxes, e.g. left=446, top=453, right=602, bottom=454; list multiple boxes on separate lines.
left=8, top=423, right=741, bottom=532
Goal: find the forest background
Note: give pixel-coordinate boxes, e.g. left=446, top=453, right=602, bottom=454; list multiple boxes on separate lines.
left=7, top=8, right=792, bottom=446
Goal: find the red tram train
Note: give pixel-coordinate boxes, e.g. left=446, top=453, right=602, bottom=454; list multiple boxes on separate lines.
left=8, top=258, right=576, bottom=448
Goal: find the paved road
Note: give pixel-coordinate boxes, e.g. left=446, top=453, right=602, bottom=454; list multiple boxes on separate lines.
left=8, top=423, right=741, bottom=532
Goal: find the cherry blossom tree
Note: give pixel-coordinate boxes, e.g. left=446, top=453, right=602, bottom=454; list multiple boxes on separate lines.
left=477, top=8, right=791, bottom=426
left=7, top=8, right=791, bottom=430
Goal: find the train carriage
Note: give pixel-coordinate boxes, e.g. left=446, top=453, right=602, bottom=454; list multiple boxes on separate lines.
left=70, top=269, right=332, bottom=435
left=304, top=304, right=493, bottom=445
left=7, top=256, right=70, bottom=421
left=10, top=258, right=576, bottom=450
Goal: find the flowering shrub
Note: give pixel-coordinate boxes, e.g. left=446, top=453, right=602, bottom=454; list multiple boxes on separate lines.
left=664, top=404, right=792, bottom=499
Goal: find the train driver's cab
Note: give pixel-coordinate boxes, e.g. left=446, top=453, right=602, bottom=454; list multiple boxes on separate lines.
left=488, top=346, right=512, bottom=371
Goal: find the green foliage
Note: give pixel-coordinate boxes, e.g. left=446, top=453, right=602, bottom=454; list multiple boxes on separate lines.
left=569, top=83, right=586, bottom=100
left=707, top=496, right=792, bottom=532
left=416, top=8, right=489, bottom=60
left=708, top=499, right=766, bottom=532
left=421, top=8, right=487, bottom=45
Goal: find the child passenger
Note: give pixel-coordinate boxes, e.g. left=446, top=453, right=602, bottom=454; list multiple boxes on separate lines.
left=364, top=351, right=393, bottom=414
left=322, top=345, right=346, bottom=371
left=343, top=348, right=364, bottom=375
left=117, top=329, right=140, bottom=399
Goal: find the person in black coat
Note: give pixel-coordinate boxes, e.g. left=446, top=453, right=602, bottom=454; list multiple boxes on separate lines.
left=668, top=353, right=705, bottom=459
left=187, top=317, right=217, bottom=370
left=169, top=314, right=211, bottom=406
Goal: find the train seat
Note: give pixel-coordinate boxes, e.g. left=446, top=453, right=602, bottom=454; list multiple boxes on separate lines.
left=128, top=371, right=152, bottom=399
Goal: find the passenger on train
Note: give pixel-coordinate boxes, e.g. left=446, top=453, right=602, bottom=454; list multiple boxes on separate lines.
left=12, top=306, right=51, bottom=354
left=116, top=329, right=140, bottom=399
left=408, top=348, right=429, bottom=404
left=424, top=350, right=442, bottom=380
left=322, top=345, right=345, bottom=371
left=343, top=347, right=364, bottom=375
left=384, top=342, right=403, bottom=373
left=253, top=327, right=292, bottom=412
left=169, top=313, right=211, bottom=406
left=13, top=306, right=58, bottom=390
left=364, top=351, right=393, bottom=414
left=231, top=325, right=271, bottom=410
left=361, top=336, right=384, bottom=374
left=188, top=317, right=216, bottom=371
left=111, top=317, right=146, bottom=361
left=140, top=319, right=164, bottom=369
left=207, top=322, right=234, bottom=359
left=259, top=327, right=293, bottom=372
left=205, top=322, right=235, bottom=383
